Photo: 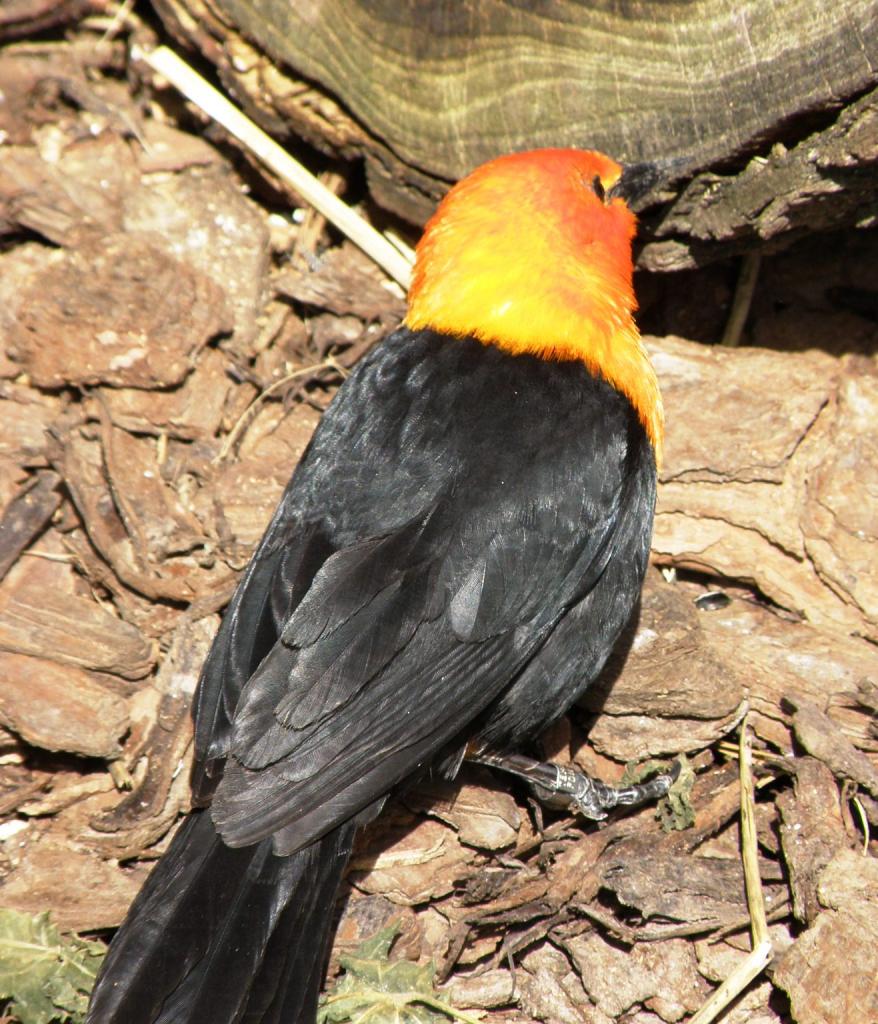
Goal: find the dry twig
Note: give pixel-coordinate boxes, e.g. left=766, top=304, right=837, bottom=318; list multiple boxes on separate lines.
left=720, top=253, right=761, bottom=347
left=132, top=45, right=413, bottom=290
left=215, top=357, right=346, bottom=463
left=688, top=717, right=773, bottom=1024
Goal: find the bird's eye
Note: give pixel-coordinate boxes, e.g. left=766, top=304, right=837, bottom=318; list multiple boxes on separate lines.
left=590, top=174, right=607, bottom=203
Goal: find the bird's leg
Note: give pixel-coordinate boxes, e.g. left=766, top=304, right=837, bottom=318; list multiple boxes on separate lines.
left=469, top=749, right=680, bottom=820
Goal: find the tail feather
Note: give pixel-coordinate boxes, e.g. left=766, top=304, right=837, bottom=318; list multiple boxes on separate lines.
left=88, top=810, right=355, bottom=1024
left=239, top=837, right=350, bottom=1024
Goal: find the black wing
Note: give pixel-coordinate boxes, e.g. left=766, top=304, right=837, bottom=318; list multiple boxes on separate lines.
left=194, top=329, right=645, bottom=854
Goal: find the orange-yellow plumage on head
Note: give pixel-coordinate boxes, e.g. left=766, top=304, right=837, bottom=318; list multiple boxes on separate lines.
left=405, top=148, right=663, bottom=459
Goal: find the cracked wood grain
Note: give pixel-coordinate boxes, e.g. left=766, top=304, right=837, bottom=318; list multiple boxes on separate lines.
left=649, top=336, right=878, bottom=640
left=150, top=0, right=878, bottom=233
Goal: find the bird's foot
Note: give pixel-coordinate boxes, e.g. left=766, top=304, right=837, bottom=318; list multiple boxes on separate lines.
left=470, top=749, right=680, bottom=820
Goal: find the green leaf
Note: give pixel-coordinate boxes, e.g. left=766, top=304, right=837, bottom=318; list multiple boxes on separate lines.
left=0, top=909, right=105, bottom=1024
left=621, top=755, right=695, bottom=832
left=319, top=922, right=481, bottom=1024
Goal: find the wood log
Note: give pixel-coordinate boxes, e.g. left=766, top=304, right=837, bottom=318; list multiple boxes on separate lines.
left=152, top=0, right=878, bottom=243
left=639, top=87, right=878, bottom=272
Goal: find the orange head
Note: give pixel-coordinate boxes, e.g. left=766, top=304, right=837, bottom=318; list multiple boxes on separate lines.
left=405, top=148, right=663, bottom=458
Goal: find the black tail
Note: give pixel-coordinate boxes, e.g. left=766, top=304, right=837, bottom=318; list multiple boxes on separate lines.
left=88, top=810, right=356, bottom=1024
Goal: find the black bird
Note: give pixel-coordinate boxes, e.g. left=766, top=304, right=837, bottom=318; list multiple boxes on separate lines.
left=88, top=148, right=666, bottom=1024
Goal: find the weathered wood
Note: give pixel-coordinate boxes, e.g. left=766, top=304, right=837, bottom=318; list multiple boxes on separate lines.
left=776, top=759, right=849, bottom=924
left=581, top=569, right=878, bottom=761
left=0, top=470, right=60, bottom=583
left=0, top=0, right=89, bottom=42
left=5, top=234, right=228, bottom=389
left=0, top=549, right=154, bottom=681
left=0, top=836, right=150, bottom=932
left=152, top=0, right=878, bottom=231
left=640, top=87, right=878, bottom=271
left=649, top=337, right=878, bottom=640
left=0, top=651, right=129, bottom=758
left=774, top=849, right=878, bottom=1024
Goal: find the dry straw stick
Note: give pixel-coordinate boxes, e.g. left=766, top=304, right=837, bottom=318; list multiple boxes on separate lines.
left=132, top=45, right=414, bottom=291
left=720, top=253, right=761, bottom=347
left=689, top=715, right=773, bottom=1024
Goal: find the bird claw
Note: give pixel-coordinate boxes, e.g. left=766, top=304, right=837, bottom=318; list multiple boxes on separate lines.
left=540, top=759, right=680, bottom=819
left=470, top=749, right=680, bottom=820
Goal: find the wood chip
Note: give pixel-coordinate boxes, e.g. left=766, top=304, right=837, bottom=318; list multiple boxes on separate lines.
left=0, top=379, right=60, bottom=463
left=87, top=695, right=193, bottom=858
left=0, top=834, right=150, bottom=932
left=58, top=422, right=233, bottom=604
left=276, top=243, right=406, bottom=323
left=6, top=232, right=229, bottom=388
left=0, top=469, right=60, bottom=582
left=350, top=817, right=474, bottom=905
left=0, top=651, right=128, bottom=758
left=774, top=848, right=878, bottom=1024
left=649, top=336, right=877, bottom=639
left=518, top=944, right=603, bottom=1024
left=97, top=417, right=206, bottom=565
left=442, top=968, right=515, bottom=1010
left=598, top=836, right=783, bottom=926
left=583, top=571, right=746, bottom=721
left=87, top=616, right=216, bottom=857
left=0, top=547, right=153, bottom=680
left=697, top=591, right=878, bottom=753
left=776, top=758, right=850, bottom=924
left=100, top=348, right=235, bottom=441
left=19, top=774, right=115, bottom=817
left=206, top=402, right=321, bottom=549
left=587, top=710, right=744, bottom=762
left=122, top=167, right=269, bottom=349
left=136, top=121, right=221, bottom=173
left=565, top=934, right=708, bottom=1021
left=801, top=359, right=878, bottom=631
left=332, top=895, right=423, bottom=966
left=0, top=135, right=131, bottom=246
left=786, top=696, right=878, bottom=797
left=406, top=776, right=521, bottom=850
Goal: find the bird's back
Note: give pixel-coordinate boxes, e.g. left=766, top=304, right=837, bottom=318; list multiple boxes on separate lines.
left=196, top=327, right=655, bottom=855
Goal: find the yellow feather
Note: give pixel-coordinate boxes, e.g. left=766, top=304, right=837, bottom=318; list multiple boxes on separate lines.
left=405, top=149, right=663, bottom=461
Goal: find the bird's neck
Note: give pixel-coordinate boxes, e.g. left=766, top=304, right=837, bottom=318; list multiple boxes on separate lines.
left=405, top=264, right=664, bottom=461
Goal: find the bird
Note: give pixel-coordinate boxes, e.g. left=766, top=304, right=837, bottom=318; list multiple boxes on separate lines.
left=88, top=147, right=666, bottom=1024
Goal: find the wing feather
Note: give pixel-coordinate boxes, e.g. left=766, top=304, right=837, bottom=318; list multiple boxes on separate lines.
left=194, top=330, right=644, bottom=854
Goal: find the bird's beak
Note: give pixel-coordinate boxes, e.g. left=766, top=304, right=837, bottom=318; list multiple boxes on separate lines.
left=608, top=157, right=690, bottom=209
